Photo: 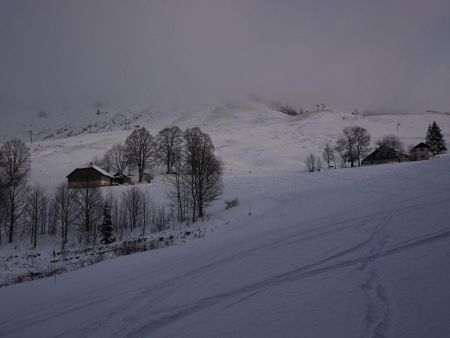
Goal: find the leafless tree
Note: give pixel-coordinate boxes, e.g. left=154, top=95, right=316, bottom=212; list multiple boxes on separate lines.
left=122, top=186, right=144, bottom=231
left=140, top=191, right=152, bottom=236
left=305, top=153, right=315, bottom=172
left=184, top=128, right=223, bottom=222
left=336, top=127, right=357, bottom=167
left=0, top=174, right=6, bottom=244
left=125, top=127, right=155, bottom=182
left=27, top=184, right=48, bottom=248
left=55, top=183, right=77, bottom=248
left=152, top=203, right=169, bottom=232
left=353, top=126, right=371, bottom=166
left=156, top=126, right=183, bottom=174
left=108, top=143, right=128, bottom=174
left=316, top=156, right=322, bottom=171
left=376, top=134, right=404, bottom=153
left=75, top=185, right=103, bottom=244
left=46, top=197, right=58, bottom=236
left=100, top=151, right=114, bottom=173
left=3, top=184, right=29, bottom=243
left=335, top=126, right=370, bottom=167
left=0, top=140, right=30, bottom=243
left=165, top=155, right=191, bottom=223
left=374, top=134, right=404, bottom=161
left=322, top=143, right=336, bottom=169
left=104, top=190, right=119, bottom=235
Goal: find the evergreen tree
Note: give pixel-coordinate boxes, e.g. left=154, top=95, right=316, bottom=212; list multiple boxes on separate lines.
left=101, top=204, right=115, bottom=244
left=426, top=121, right=447, bottom=156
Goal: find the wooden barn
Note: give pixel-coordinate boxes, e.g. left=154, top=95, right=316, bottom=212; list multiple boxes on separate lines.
left=67, top=163, right=114, bottom=188
left=362, top=146, right=410, bottom=166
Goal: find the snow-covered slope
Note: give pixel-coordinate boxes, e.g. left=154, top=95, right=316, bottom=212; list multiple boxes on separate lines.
left=1, top=155, right=450, bottom=337
left=22, top=103, right=450, bottom=187
left=2, top=104, right=450, bottom=337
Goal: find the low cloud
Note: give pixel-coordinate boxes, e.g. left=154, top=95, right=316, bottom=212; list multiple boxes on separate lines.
left=1, top=0, right=449, bottom=115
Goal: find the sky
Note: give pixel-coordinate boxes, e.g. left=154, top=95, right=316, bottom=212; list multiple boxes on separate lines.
left=1, top=0, right=450, bottom=115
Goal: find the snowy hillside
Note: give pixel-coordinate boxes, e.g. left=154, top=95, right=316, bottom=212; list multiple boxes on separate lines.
left=1, top=153, right=450, bottom=337
left=1, top=103, right=450, bottom=337
left=18, top=102, right=450, bottom=187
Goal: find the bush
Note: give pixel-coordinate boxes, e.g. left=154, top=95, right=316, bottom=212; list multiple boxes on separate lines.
left=225, top=198, right=239, bottom=209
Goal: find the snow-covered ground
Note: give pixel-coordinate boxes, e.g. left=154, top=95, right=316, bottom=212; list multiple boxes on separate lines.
left=1, top=153, right=450, bottom=337
left=1, top=104, right=450, bottom=337
left=22, top=103, right=450, bottom=187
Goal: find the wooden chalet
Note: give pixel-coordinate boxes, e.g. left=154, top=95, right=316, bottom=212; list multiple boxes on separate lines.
left=362, top=146, right=410, bottom=166
left=67, top=163, right=115, bottom=188
left=411, top=142, right=430, bottom=161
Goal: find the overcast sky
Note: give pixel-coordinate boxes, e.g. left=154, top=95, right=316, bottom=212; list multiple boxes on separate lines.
left=1, top=0, right=450, bottom=114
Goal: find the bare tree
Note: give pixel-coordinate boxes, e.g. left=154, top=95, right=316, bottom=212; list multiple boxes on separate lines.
left=353, top=126, right=371, bottom=166
left=376, top=134, right=404, bottom=159
left=165, top=154, right=191, bottom=223
left=152, top=203, right=169, bottom=232
left=55, top=183, right=77, bottom=249
left=122, top=186, right=144, bottom=231
left=184, top=128, right=223, bottom=222
left=156, top=126, right=183, bottom=174
left=316, top=156, right=322, bottom=171
left=125, top=127, right=155, bottom=182
left=376, top=134, right=404, bottom=153
left=0, top=140, right=30, bottom=243
left=75, top=185, right=103, bottom=244
left=322, top=143, right=336, bottom=169
left=108, top=143, right=128, bottom=174
left=0, top=184, right=4, bottom=244
left=3, top=184, right=29, bottom=243
left=100, top=151, right=114, bottom=173
left=305, top=153, right=315, bottom=172
left=335, top=126, right=370, bottom=167
left=336, top=127, right=357, bottom=167
left=0, top=174, right=6, bottom=244
left=27, top=184, right=48, bottom=248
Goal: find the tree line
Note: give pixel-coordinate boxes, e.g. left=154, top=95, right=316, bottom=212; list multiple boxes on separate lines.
left=306, top=121, right=446, bottom=171
left=0, top=126, right=223, bottom=248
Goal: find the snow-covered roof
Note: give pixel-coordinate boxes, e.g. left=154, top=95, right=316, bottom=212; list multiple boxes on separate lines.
left=66, top=163, right=115, bottom=179
left=413, top=142, right=430, bottom=149
left=89, top=164, right=115, bottom=178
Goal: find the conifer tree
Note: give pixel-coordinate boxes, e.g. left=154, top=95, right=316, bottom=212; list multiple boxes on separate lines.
left=101, top=204, right=115, bottom=244
left=426, top=121, right=447, bottom=156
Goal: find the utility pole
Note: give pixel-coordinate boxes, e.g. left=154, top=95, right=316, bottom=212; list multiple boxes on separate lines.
left=28, top=130, right=33, bottom=143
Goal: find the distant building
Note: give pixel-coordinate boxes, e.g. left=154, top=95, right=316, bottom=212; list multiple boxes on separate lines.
left=67, top=163, right=114, bottom=188
left=113, top=172, right=132, bottom=185
left=411, top=142, right=430, bottom=161
left=362, top=146, right=410, bottom=166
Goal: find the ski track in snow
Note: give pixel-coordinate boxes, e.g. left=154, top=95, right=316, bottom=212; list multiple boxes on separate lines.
left=2, top=199, right=450, bottom=337
left=1, top=104, right=450, bottom=337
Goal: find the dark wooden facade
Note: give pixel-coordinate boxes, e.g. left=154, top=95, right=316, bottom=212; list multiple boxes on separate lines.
left=362, top=147, right=410, bottom=166
left=67, top=165, right=114, bottom=188
left=113, top=172, right=132, bottom=185
left=411, top=142, right=430, bottom=161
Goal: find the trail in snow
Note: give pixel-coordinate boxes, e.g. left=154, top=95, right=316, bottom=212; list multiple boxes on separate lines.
left=1, top=157, right=450, bottom=338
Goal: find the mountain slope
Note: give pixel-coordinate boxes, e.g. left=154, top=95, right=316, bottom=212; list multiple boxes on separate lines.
left=24, top=104, right=450, bottom=187
left=1, top=156, right=449, bottom=337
